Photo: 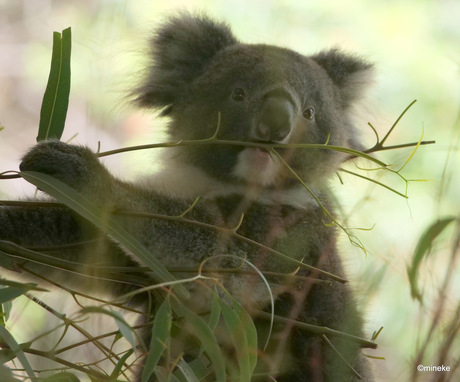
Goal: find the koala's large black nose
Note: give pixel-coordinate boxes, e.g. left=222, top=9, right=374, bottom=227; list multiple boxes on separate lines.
left=255, top=95, right=294, bottom=142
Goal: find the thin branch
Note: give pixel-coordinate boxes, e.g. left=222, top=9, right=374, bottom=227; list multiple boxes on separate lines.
left=256, top=310, right=378, bottom=349
left=321, top=334, right=362, bottom=379
left=0, top=343, right=114, bottom=380
left=380, top=100, right=417, bottom=146
left=25, top=293, right=123, bottom=367
left=364, top=140, right=435, bottom=154
left=113, top=208, right=348, bottom=284
left=0, top=203, right=347, bottom=284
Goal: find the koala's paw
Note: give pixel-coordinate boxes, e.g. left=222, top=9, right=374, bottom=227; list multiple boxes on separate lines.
left=20, top=140, right=105, bottom=191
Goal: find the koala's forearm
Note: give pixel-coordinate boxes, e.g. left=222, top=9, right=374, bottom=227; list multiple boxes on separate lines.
left=0, top=205, right=83, bottom=247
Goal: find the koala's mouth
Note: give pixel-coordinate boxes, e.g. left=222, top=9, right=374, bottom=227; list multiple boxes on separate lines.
left=232, top=147, right=283, bottom=187
left=254, top=147, right=271, bottom=159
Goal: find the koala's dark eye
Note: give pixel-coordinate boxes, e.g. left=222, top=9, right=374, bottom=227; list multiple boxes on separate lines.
left=231, top=88, right=246, bottom=102
left=302, top=107, right=315, bottom=120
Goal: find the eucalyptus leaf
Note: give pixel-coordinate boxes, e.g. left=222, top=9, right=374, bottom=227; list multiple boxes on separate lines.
left=218, top=298, right=257, bottom=381
left=142, top=296, right=172, bottom=382
left=19, top=171, right=188, bottom=299
left=43, top=372, right=80, bottom=382
left=171, top=297, right=227, bottom=382
left=407, top=217, right=457, bottom=302
left=0, top=325, right=35, bottom=379
left=38, top=28, right=72, bottom=142
left=79, top=306, right=137, bottom=350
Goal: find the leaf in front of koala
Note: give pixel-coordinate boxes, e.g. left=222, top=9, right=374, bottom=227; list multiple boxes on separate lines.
left=0, top=284, right=37, bottom=304
left=218, top=298, right=257, bottom=381
left=174, top=358, right=202, bottom=382
left=80, top=306, right=138, bottom=350
left=407, top=217, right=457, bottom=302
left=142, top=296, right=172, bottom=382
left=0, top=250, right=22, bottom=271
left=38, top=27, right=71, bottom=142
left=42, top=372, right=81, bottom=382
left=175, top=358, right=211, bottom=381
left=171, top=297, right=227, bottom=382
left=19, top=171, right=189, bottom=299
left=0, top=365, right=25, bottom=382
left=110, top=348, right=134, bottom=380
left=0, top=325, right=35, bottom=379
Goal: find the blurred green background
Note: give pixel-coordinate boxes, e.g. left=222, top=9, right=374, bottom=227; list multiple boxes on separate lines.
left=0, top=0, right=459, bottom=381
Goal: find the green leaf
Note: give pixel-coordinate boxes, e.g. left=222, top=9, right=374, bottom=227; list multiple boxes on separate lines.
left=0, top=303, right=11, bottom=327
left=110, top=349, right=134, bottom=379
left=0, top=285, right=35, bottom=304
left=80, top=306, right=137, bottom=350
left=19, top=171, right=188, bottom=299
left=142, top=296, right=172, bottom=382
left=171, top=297, right=227, bottom=382
left=0, top=325, right=35, bottom=379
left=43, top=372, right=80, bottom=382
left=175, top=358, right=201, bottom=382
left=37, top=27, right=72, bottom=142
left=0, top=365, right=23, bottom=382
left=0, top=251, right=21, bottom=271
left=218, top=299, right=257, bottom=381
left=198, top=292, right=221, bottom=357
left=407, top=217, right=457, bottom=302
left=155, top=367, right=181, bottom=382
left=177, top=359, right=211, bottom=381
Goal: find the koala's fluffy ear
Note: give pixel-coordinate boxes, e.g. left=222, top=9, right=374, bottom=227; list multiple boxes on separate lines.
left=134, top=13, right=238, bottom=113
left=312, top=49, right=374, bottom=107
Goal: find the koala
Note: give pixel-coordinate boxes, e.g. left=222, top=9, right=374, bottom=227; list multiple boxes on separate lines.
left=0, top=13, right=376, bottom=382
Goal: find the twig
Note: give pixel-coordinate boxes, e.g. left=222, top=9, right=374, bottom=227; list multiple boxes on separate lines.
left=321, top=334, right=362, bottom=379
left=256, top=310, right=377, bottom=349
left=0, top=343, right=114, bottom=380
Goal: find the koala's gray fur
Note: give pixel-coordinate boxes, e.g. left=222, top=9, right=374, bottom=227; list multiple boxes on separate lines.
left=0, top=13, right=375, bottom=381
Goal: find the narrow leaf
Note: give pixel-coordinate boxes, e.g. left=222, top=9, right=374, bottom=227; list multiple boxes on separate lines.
left=19, top=171, right=188, bottom=299
left=142, top=296, right=172, bottom=382
left=171, top=297, right=227, bottom=382
left=176, top=358, right=201, bottom=382
left=43, top=372, right=80, bottom=382
left=110, top=349, right=134, bottom=379
left=0, top=285, right=37, bottom=304
left=80, top=306, right=137, bottom=350
left=0, top=325, right=36, bottom=379
left=218, top=299, right=257, bottom=381
left=38, top=27, right=72, bottom=141
left=407, top=217, right=457, bottom=302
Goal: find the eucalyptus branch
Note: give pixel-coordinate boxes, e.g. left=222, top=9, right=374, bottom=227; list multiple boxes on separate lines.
left=22, top=264, right=145, bottom=314
left=271, top=149, right=368, bottom=254
left=381, top=100, right=417, bottom=147
left=95, top=138, right=388, bottom=166
left=0, top=239, right=148, bottom=289
left=0, top=171, right=20, bottom=180
left=114, top=208, right=348, bottom=284
left=364, top=100, right=435, bottom=155
left=53, top=325, right=147, bottom=355
left=0, top=101, right=436, bottom=182
left=0, top=208, right=347, bottom=283
left=339, top=168, right=408, bottom=199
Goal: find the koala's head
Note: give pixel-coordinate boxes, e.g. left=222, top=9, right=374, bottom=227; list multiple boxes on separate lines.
left=134, top=13, right=374, bottom=190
